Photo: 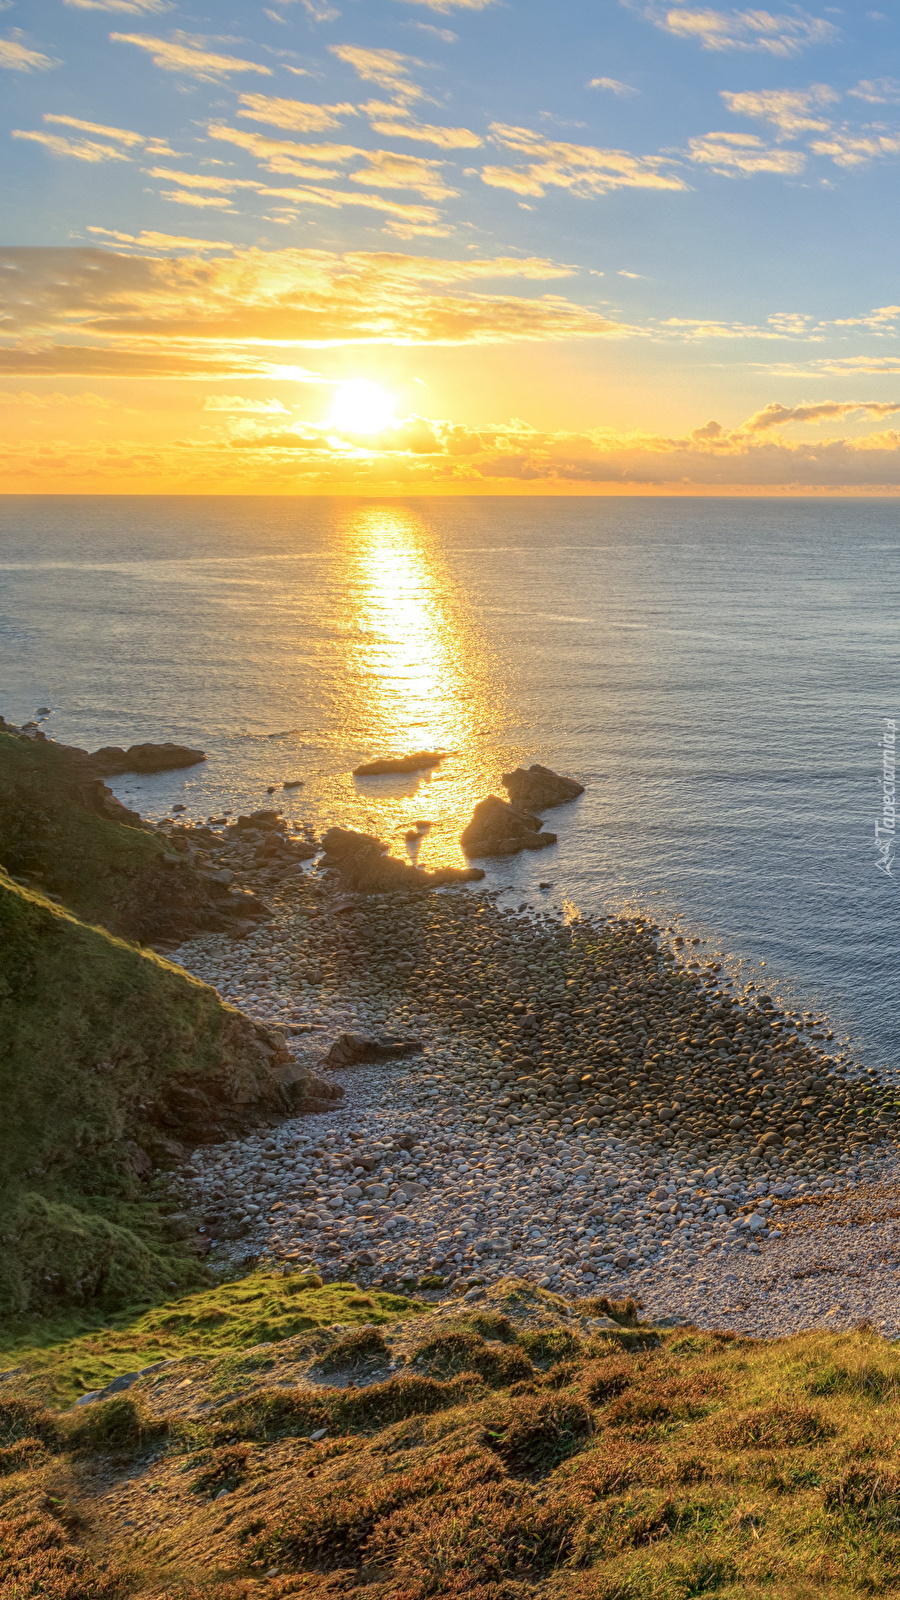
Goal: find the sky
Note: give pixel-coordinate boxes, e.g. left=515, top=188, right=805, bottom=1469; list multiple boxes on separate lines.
left=4, top=0, right=900, bottom=493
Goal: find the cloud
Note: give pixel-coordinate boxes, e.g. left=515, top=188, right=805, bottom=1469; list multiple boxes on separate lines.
left=395, top=0, right=493, bottom=9
left=147, top=166, right=260, bottom=190
left=588, top=77, right=638, bottom=94
left=808, top=130, right=900, bottom=168
left=12, top=129, right=132, bottom=162
left=362, top=100, right=481, bottom=147
left=720, top=83, right=838, bottom=137
left=349, top=149, right=457, bottom=198
left=329, top=44, right=423, bottom=100
left=161, top=191, right=237, bottom=209
left=22, top=403, right=900, bottom=492
left=0, top=33, right=56, bottom=71
left=206, top=124, right=360, bottom=174
left=641, top=3, right=839, bottom=55
left=203, top=394, right=291, bottom=412
left=743, top=399, right=900, bottom=430
left=44, top=113, right=148, bottom=146
left=87, top=226, right=235, bottom=249
left=0, top=245, right=624, bottom=380
left=236, top=93, right=354, bottom=132
left=482, top=123, right=688, bottom=196
left=687, top=130, right=806, bottom=175
left=110, top=31, right=271, bottom=79
left=65, top=0, right=172, bottom=12
left=848, top=77, right=900, bottom=104
left=0, top=390, right=113, bottom=408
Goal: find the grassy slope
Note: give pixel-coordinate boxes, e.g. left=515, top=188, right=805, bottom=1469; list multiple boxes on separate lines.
left=0, top=872, right=288, bottom=1320
left=0, top=728, right=238, bottom=943
left=2, top=1277, right=900, bottom=1600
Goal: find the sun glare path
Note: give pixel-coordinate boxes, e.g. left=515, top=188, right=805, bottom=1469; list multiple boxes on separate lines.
left=333, top=505, right=509, bottom=867
left=329, top=380, right=397, bottom=435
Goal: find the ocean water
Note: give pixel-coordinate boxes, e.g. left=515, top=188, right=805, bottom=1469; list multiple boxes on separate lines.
left=1, top=495, right=897, bottom=1067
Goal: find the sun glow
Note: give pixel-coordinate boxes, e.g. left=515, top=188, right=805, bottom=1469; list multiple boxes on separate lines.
left=329, top=379, right=397, bottom=435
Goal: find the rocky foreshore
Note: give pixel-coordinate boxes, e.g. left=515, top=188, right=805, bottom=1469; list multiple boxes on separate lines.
left=157, top=820, right=900, bottom=1338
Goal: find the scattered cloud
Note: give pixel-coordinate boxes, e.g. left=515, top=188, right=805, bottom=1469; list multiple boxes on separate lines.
left=848, top=77, right=900, bottom=104
left=639, top=3, right=839, bottom=56
left=87, top=226, right=235, bottom=249
left=394, top=0, right=494, bottom=9
left=203, top=394, right=291, bottom=412
left=407, top=22, right=458, bottom=41
left=12, top=129, right=132, bottom=162
left=688, top=130, right=806, bottom=175
left=362, top=100, right=481, bottom=147
left=588, top=76, right=638, bottom=94
left=0, top=33, right=57, bottom=71
left=161, top=191, right=237, bottom=208
left=236, top=93, right=353, bottom=131
left=743, top=398, right=900, bottom=429
left=44, top=113, right=147, bottom=146
left=349, top=149, right=457, bottom=198
left=329, top=44, right=423, bottom=100
left=64, top=0, right=171, bottom=13
left=110, top=31, right=272, bottom=79
left=482, top=124, right=688, bottom=196
left=206, top=124, right=359, bottom=174
left=809, top=130, right=900, bottom=167
left=720, top=83, right=838, bottom=137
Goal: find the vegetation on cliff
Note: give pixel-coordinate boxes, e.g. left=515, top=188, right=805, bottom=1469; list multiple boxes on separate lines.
left=3, top=1276, right=900, bottom=1599
left=0, top=872, right=302, bottom=1320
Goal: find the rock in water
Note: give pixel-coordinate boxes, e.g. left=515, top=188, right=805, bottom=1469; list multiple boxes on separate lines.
left=89, top=742, right=206, bottom=775
left=461, top=794, right=557, bottom=858
left=320, top=825, right=483, bottom=891
left=502, top=764, right=584, bottom=810
left=354, top=752, right=446, bottom=776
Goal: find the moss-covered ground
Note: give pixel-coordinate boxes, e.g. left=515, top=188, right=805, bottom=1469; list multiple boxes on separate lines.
left=3, top=1275, right=900, bottom=1599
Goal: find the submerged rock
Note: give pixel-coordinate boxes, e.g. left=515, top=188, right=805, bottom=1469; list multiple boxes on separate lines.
left=502, top=763, right=584, bottom=811
left=461, top=794, right=557, bottom=858
left=353, top=752, right=447, bottom=776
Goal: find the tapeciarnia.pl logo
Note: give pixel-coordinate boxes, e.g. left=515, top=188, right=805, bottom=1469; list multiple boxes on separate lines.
left=875, top=717, right=897, bottom=877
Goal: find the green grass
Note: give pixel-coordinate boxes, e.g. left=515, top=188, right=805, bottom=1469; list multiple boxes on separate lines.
left=0, top=1272, right=425, bottom=1407
left=0, top=871, right=289, bottom=1322
left=0, top=727, right=181, bottom=940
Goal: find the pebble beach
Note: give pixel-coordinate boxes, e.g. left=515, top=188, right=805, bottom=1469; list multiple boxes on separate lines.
left=159, top=812, right=900, bottom=1339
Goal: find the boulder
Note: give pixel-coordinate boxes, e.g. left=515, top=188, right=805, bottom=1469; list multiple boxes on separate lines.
left=88, top=742, right=206, bottom=776
left=461, top=794, right=557, bottom=859
left=321, top=1031, right=422, bottom=1068
left=320, top=826, right=483, bottom=892
left=354, top=751, right=447, bottom=776
left=502, top=764, right=584, bottom=810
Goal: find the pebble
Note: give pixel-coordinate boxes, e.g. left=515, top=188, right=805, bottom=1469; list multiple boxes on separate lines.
left=158, top=842, right=900, bottom=1338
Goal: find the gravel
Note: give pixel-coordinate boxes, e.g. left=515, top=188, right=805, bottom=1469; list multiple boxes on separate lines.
left=158, top=828, right=900, bottom=1337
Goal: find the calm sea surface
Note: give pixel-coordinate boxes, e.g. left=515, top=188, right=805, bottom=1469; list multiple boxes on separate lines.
left=1, top=496, right=897, bottom=1066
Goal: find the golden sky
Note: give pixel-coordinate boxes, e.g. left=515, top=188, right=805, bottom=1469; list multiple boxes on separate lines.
left=5, top=0, right=900, bottom=492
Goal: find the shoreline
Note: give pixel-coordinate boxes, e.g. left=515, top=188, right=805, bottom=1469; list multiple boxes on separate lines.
left=155, top=822, right=900, bottom=1338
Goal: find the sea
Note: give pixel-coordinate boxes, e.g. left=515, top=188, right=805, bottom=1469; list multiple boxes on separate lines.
left=1, top=495, right=897, bottom=1071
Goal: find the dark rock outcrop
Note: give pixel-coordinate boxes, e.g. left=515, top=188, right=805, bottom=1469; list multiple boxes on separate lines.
left=320, top=1031, right=422, bottom=1069
left=502, top=763, right=584, bottom=811
left=88, top=742, right=206, bottom=776
left=461, top=794, right=557, bottom=858
left=354, top=751, right=446, bottom=776
left=320, top=826, right=484, bottom=892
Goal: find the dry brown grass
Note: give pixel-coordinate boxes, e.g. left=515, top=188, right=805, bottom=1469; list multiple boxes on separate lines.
left=4, top=1284, right=900, bottom=1598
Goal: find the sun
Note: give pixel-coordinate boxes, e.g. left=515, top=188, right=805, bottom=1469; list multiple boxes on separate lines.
left=329, top=379, right=397, bottom=435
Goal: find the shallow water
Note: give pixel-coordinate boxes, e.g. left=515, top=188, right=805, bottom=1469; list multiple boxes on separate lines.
left=1, top=494, right=897, bottom=1064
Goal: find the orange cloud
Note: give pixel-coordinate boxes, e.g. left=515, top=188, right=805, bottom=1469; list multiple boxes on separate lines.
left=0, top=245, right=622, bottom=377
left=236, top=94, right=354, bottom=132
left=110, top=31, right=271, bottom=79
left=483, top=124, right=687, bottom=196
